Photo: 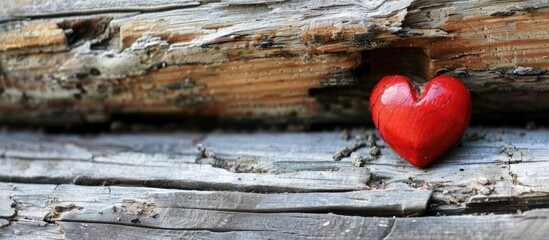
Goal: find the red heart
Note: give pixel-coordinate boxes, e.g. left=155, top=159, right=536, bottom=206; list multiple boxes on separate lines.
left=370, top=75, right=472, bottom=168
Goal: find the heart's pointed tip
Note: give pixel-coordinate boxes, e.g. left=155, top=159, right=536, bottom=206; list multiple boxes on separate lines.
left=405, top=156, right=435, bottom=169
left=409, top=161, right=433, bottom=169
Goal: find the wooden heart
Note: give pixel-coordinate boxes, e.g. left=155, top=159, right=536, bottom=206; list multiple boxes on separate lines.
left=370, top=75, right=472, bottom=168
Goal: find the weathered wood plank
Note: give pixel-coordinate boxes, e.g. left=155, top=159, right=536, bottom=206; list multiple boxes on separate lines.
left=6, top=192, right=547, bottom=240
left=0, top=0, right=548, bottom=124
left=0, top=158, right=370, bottom=193
left=2, top=186, right=543, bottom=239
left=0, top=132, right=371, bottom=192
left=0, top=182, right=429, bottom=239
left=0, top=139, right=93, bottom=160
left=0, top=220, right=62, bottom=240
left=0, top=183, right=431, bottom=224
left=0, top=197, right=15, bottom=218
left=1, top=0, right=201, bottom=18
left=0, top=127, right=547, bottom=214
left=199, top=128, right=549, bottom=213
left=1, top=181, right=542, bottom=240
left=57, top=211, right=398, bottom=239
left=55, top=209, right=549, bottom=240
left=385, top=209, right=549, bottom=240
left=58, top=224, right=300, bottom=240
left=0, top=22, right=67, bottom=53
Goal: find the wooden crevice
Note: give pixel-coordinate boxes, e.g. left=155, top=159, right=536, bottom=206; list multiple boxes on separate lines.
left=56, top=17, right=115, bottom=50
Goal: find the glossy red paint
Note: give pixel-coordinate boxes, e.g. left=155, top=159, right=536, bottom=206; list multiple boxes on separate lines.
left=370, top=75, right=472, bottom=168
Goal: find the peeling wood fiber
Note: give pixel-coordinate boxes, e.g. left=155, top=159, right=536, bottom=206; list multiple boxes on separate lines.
left=0, top=0, right=548, bottom=125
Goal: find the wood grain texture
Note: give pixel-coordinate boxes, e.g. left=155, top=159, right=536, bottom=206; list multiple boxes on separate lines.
left=180, top=127, right=549, bottom=214
left=0, top=183, right=430, bottom=223
left=56, top=209, right=549, bottom=240
left=0, top=128, right=547, bottom=214
left=0, top=128, right=547, bottom=239
left=0, top=0, right=548, bottom=124
left=0, top=182, right=546, bottom=239
left=0, top=220, right=62, bottom=240
left=0, top=22, right=67, bottom=53
left=0, top=197, right=15, bottom=218
left=0, top=134, right=371, bottom=193
left=0, top=157, right=371, bottom=193
left=2, top=0, right=200, bottom=18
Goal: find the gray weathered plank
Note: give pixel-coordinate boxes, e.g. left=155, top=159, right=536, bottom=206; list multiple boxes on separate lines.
left=197, top=128, right=549, bottom=213
left=0, top=157, right=370, bottom=192
left=57, top=224, right=301, bottom=240
left=0, top=197, right=14, bottom=218
left=56, top=211, right=397, bottom=240
left=55, top=209, right=549, bottom=240
left=0, top=131, right=370, bottom=193
left=1, top=139, right=93, bottom=160
left=0, top=182, right=431, bottom=239
left=0, top=183, right=431, bottom=222
left=0, top=220, right=62, bottom=240
left=384, top=209, right=549, bottom=240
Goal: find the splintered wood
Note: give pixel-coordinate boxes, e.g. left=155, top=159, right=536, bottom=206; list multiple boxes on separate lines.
left=0, top=0, right=548, bottom=124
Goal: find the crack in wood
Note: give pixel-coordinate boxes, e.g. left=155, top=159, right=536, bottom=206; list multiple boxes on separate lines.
left=380, top=218, right=396, bottom=240
left=56, top=17, right=114, bottom=49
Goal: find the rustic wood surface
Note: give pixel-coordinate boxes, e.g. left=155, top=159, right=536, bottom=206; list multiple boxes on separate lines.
left=1, top=0, right=548, bottom=125
left=0, top=127, right=548, bottom=239
left=56, top=209, right=549, bottom=240
left=4, top=209, right=548, bottom=240
left=1, top=127, right=548, bottom=213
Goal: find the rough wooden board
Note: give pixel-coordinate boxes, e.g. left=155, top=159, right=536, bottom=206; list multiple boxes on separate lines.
left=57, top=211, right=397, bottom=239
left=0, top=139, right=93, bottom=160
left=0, top=21, right=67, bottom=53
left=0, top=157, right=370, bottom=192
left=385, top=209, right=549, bottom=240
left=0, top=0, right=548, bottom=124
left=197, top=128, right=549, bottom=213
left=142, top=189, right=431, bottom=215
left=2, top=0, right=201, bottom=18
left=0, top=197, right=15, bottom=218
left=0, top=132, right=371, bottom=192
left=55, top=209, right=549, bottom=240
left=0, top=183, right=431, bottom=224
left=1, top=209, right=544, bottom=240
left=0, top=128, right=547, bottom=214
left=0, top=182, right=428, bottom=239
left=57, top=224, right=302, bottom=240
left=0, top=220, right=62, bottom=240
